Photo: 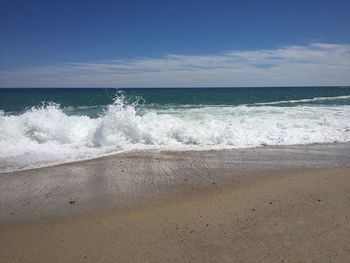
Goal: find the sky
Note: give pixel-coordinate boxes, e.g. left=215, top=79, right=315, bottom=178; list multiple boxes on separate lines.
left=0, top=0, right=350, bottom=87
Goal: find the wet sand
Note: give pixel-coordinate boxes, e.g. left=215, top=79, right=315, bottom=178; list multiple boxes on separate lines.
left=0, top=144, right=350, bottom=262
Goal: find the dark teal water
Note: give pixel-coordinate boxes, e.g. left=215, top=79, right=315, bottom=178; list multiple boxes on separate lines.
left=1, top=87, right=350, bottom=114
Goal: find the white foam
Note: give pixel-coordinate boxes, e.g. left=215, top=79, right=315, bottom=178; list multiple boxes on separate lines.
left=1, top=98, right=350, bottom=172
left=253, top=95, right=350, bottom=106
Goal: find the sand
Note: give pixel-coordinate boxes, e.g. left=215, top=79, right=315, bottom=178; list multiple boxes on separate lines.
left=0, top=144, right=350, bottom=262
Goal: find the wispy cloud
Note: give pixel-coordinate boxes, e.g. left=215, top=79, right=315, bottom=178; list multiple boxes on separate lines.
left=1, top=43, right=350, bottom=87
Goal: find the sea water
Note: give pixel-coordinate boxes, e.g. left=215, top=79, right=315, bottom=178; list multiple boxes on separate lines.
left=1, top=87, right=350, bottom=172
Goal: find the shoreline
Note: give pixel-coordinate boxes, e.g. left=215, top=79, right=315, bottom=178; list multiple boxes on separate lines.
left=1, top=141, right=349, bottom=174
left=0, top=143, right=350, bottom=262
left=1, top=143, right=350, bottom=224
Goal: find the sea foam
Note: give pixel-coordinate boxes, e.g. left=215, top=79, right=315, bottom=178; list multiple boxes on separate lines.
left=1, top=95, right=350, bottom=172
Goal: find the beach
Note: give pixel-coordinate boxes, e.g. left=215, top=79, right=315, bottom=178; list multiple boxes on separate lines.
left=1, top=0, right=350, bottom=260
left=1, top=143, right=349, bottom=262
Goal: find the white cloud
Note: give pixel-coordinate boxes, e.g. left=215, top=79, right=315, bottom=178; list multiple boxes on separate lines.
left=1, top=43, right=350, bottom=87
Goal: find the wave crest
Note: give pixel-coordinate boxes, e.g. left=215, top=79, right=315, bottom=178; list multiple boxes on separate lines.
left=253, top=95, right=350, bottom=106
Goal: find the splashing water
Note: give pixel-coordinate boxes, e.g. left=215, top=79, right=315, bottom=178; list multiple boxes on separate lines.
left=0, top=91, right=350, bottom=172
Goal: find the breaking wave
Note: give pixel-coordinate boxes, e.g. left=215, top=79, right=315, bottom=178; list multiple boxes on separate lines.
left=253, top=95, right=350, bottom=106
left=1, top=94, right=350, bottom=172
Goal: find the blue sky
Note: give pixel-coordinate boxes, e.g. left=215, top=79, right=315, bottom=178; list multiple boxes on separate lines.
left=1, top=0, right=350, bottom=87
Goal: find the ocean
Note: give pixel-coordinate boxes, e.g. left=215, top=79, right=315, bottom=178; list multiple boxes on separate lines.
left=1, top=87, right=350, bottom=172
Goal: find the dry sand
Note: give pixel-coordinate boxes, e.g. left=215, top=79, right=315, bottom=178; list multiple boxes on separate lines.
left=0, top=144, right=350, bottom=262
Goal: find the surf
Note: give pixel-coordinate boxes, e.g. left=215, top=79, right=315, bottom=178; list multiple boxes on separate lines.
left=1, top=92, right=350, bottom=172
